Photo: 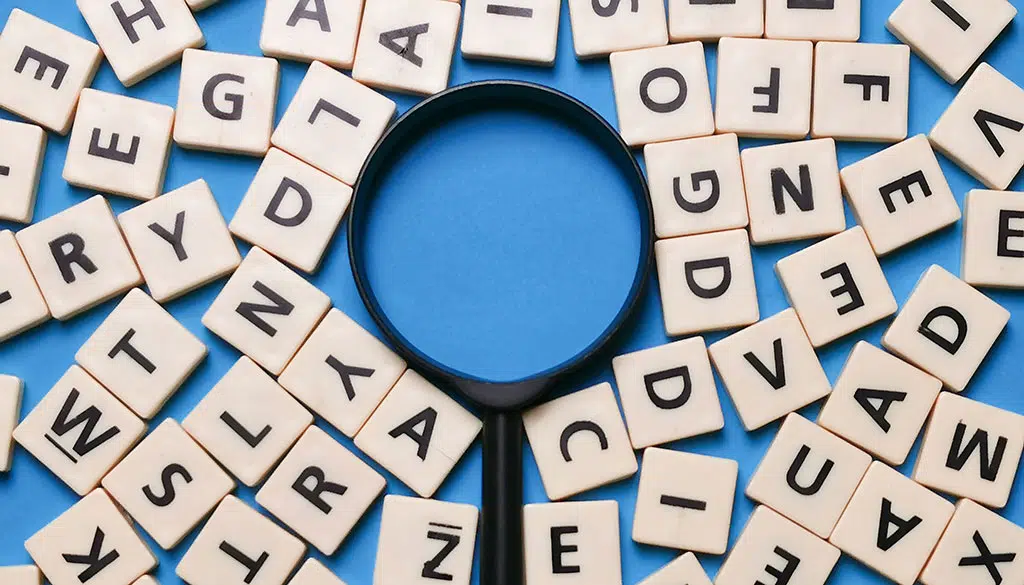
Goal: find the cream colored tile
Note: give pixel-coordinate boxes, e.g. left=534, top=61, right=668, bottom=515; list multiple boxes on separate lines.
left=460, top=0, right=560, bottom=65
left=962, top=189, right=1024, bottom=289
left=667, top=0, right=762, bottom=42
left=291, top=559, right=347, bottom=585
left=260, top=0, right=364, bottom=69
left=566, top=0, right=666, bottom=58
left=920, top=499, right=1024, bottom=585
left=637, top=553, right=711, bottom=585
left=0, top=119, right=46, bottom=223
left=186, top=0, right=219, bottom=9
left=0, top=375, right=22, bottom=472
left=524, top=500, right=620, bottom=585
left=764, top=0, right=859, bottom=41
left=0, top=566, right=42, bottom=585
left=0, top=230, right=50, bottom=342
left=374, top=495, right=478, bottom=585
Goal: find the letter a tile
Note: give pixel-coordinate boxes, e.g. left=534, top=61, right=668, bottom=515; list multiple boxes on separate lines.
left=374, top=495, right=479, bottom=585
left=921, top=498, right=1024, bottom=585
left=260, top=0, right=365, bottom=69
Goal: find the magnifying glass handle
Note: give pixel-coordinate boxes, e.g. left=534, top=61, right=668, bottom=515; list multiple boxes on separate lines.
left=482, top=410, right=524, bottom=585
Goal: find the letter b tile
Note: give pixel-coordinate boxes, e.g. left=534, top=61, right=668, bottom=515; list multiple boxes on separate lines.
left=373, top=495, right=479, bottom=585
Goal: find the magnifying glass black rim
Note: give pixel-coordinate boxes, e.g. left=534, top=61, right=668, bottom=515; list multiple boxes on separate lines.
left=347, top=79, right=654, bottom=411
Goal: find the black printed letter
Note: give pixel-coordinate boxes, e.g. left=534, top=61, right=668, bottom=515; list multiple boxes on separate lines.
left=62, top=528, right=120, bottom=583
left=148, top=210, right=188, bottom=261
left=877, top=497, right=922, bottom=551
left=142, top=463, right=193, bottom=507
left=88, top=128, right=140, bottom=164
left=643, top=366, right=691, bottom=409
left=786, top=445, right=834, bottom=496
left=771, top=165, right=814, bottom=214
left=292, top=466, right=347, bottom=513
left=236, top=281, right=295, bottom=337
left=287, top=0, right=331, bottom=32
left=821, top=263, right=864, bottom=316
left=684, top=257, right=732, bottom=299
left=559, top=420, right=608, bottom=462
left=675, top=170, right=720, bottom=213
left=854, top=388, right=907, bottom=433
left=324, top=356, right=374, bottom=400
left=997, top=209, right=1024, bottom=258
left=878, top=170, right=931, bottom=214
left=203, top=73, right=246, bottom=121
left=108, top=329, right=156, bottom=374
left=744, top=338, right=786, bottom=390
left=264, top=177, right=312, bottom=227
left=551, top=526, right=580, bottom=574
left=946, top=423, right=1007, bottom=482
left=639, top=68, right=687, bottom=114
left=760, top=547, right=801, bottom=585
left=918, top=305, right=968, bottom=355
left=389, top=407, right=437, bottom=460
left=15, top=46, right=69, bottom=90
left=111, top=0, right=166, bottom=44
left=753, top=68, right=781, bottom=114
left=379, top=24, right=430, bottom=67
left=49, top=233, right=98, bottom=284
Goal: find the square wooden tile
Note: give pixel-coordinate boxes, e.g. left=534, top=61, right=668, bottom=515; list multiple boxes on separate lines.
left=0, top=230, right=50, bottom=342
left=667, top=0, right=762, bottom=42
left=0, top=566, right=42, bottom=585
left=291, top=558, right=347, bottom=585
left=186, top=0, right=218, bottom=9
left=460, top=0, right=560, bottom=65
left=260, top=0, right=365, bottom=68
left=566, top=0, right=667, bottom=58
left=374, top=495, right=478, bottom=585
left=0, top=119, right=46, bottom=223
left=637, top=553, right=711, bottom=585
left=764, top=0, right=859, bottom=41
left=0, top=375, right=22, bottom=472
left=524, top=500, right=621, bottom=585
left=962, top=189, right=1024, bottom=289
left=920, top=498, right=1024, bottom=585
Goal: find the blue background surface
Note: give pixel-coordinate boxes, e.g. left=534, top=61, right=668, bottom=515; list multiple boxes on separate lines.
left=0, top=0, right=1023, bottom=584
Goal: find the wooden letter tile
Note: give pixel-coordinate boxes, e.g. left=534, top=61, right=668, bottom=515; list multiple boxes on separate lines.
left=708, top=308, right=831, bottom=431
left=271, top=60, right=395, bottom=186
left=26, top=489, right=157, bottom=585
left=0, top=230, right=50, bottom=342
left=133, top=577, right=159, bottom=585
left=637, top=553, right=711, bottom=585
left=0, top=375, right=21, bottom=472
left=930, top=63, right=1024, bottom=190
left=63, top=89, right=175, bottom=201
left=256, top=425, right=386, bottom=554
left=655, top=228, right=759, bottom=336
left=716, top=506, right=841, bottom=585
left=887, top=0, right=1016, bottom=83
left=522, top=382, right=637, bottom=500
left=566, top=0, right=667, bottom=59
left=186, top=0, right=218, bottom=10
left=610, top=42, right=714, bottom=147
left=201, top=246, right=330, bottom=375
left=667, top=0, right=762, bottom=42
left=13, top=366, right=146, bottom=495
left=460, top=0, right=560, bottom=65
left=229, top=148, right=351, bottom=273
left=176, top=495, right=305, bottom=585
left=921, top=498, right=1024, bottom=585
left=746, top=413, right=872, bottom=538
left=741, top=138, right=845, bottom=245
left=776, top=226, right=897, bottom=347
left=182, top=357, right=312, bottom=486
left=291, top=559, right=347, bottom=585
left=16, top=195, right=143, bottom=321
left=102, top=419, right=235, bottom=549
left=962, top=189, right=1024, bottom=288
left=374, top=495, right=478, bottom=585
left=354, top=369, right=481, bottom=497
left=0, top=9, right=102, bottom=134
left=77, top=0, right=204, bottom=87
left=829, top=461, right=955, bottom=585
left=812, top=42, right=910, bottom=143
left=840, top=135, right=960, bottom=256
left=76, top=288, right=206, bottom=419
left=117, top=179, right=241, bottom=303
left=523, top=500, right=621, bottom=585
left=278, top=308, right=407, bottom=438
left=882, top=265, right=1009, bottom=392
left=0, top=566, right=42, bottom=585
left=174, top=49, right=279, bottom=156
left=612, top=337, right=724, bottom=449
left=633, top=447, right=737, bottom=554
left=913, top=392, right=1024, bottom=508
left=764, top=0, right=859, bottom=41
left=352, top=0, right=461, bottom=96
left=643, top=133, right=749, bottom=239
left=817, top=341, right=941, bottom=466
left=260, top=0, right=365, bottom=69
left=0, top=119, right=46, bottom=223
left=715, top=37, right=813, bottom=140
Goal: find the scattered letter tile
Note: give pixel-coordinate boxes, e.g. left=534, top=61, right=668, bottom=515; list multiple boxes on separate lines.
left=355, top=369, right=482, bottom=497
left=632, top=447, right=737, bottom=554
left=610, top=42, right=714, bottom=147
left=741, top=138, right=845, bottom=245
left=523, top=500, right=621, bottom=585
left=667, top=0, right=762, bottom=42
left=812, top=42, right=910, bottom=143
left=374, top=495, right=478, bottom=585
left=63, top=89, right=175, bottom=201
left=117, top=179, right=241, bottom=303
left=776, top=226, right=897, bottom=347
left=0, top=9, right=102, bottom=134
left=930, top=63, right=1024, bottom=190
left=920, top=498, right=1024, bottom=585
left=291, top=559, right=347, bottom=585
left=655, top=228, right=759, bottom=336
left=229, top=148, right=351, bottom=273
left=0, top=375, right=21, bottom=472
left=352, top=0, right=461, bottom=96
left=182, top=357, right=312, bottom=486
left=0, top=230, right=50, bottom=342
left=174, top=49, right=279, bottom=156
left=715, top=37, right=813, bottom=140
left=887, top=0, right=1016, bottom=83
left=76, top=288, right=206, bottom=419
left=746, top=413, right=872, bottom=538
left=26, top=489, right=157, bottom=585
left=16, top=195, right=143, bottom=321
left=612, top=336, right=724, bottom=449
left=260, top=0, right=365, bottom=69
left=522, top=382, right=637, bottom=500
left=764, top=0, right=859, bottom=41
left=176, top=495, right=305, bottom=585
left=201, top=246, right=330, bottom=375
left=882, top=265, right=1009, bottom=392
left=460, top=0, right=560, bottom=65
left=829, top=461, right=955, bottom=585
left=256, top=425, right=386, bottom=555
left=708, top=308, right=831, bottom=431
left=186, top=0, right=219, bottom=10
left=77, top=0, right=204, bottom=87
left=13, top=365, right=146, bottom=495
left=637, top=553, right=712, bottom=585
left=913, top=392, right=1024, bottom=508
left=271, top=61, right=395, bottom=186
left=566, top=0, right=667, bottom=59
left=817, top=342, right=941, bottom=466
left=102, top=419, right=235, bottom=550
left=643, top=133, right=749, bottom=239
left=0, top=119, right=46, bottom=223
left=716, top=506, right=841, bottom=585
left=840, top=135, right=960, bottom=256
left=278, top=308, right=407, bottom=438
left=0, top=566, right=41, bottom=585
left=962, top=189, right=1024, bottom=288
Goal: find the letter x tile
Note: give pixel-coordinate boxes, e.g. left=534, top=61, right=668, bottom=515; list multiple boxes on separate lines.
left=921, top=498, right=1024, bottom=585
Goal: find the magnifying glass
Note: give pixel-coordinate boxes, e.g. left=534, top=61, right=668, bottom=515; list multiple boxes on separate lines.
left=348, top=80, right=653, bottom=584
